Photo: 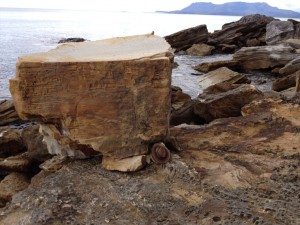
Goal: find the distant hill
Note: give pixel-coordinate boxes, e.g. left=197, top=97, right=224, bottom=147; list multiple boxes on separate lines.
left=166, top=2, right=300, bottom=18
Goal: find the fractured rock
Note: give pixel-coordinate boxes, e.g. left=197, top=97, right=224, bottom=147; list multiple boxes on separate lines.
left=39, top=124, right=98, bottom=159
left=170, top=97, right=300, bottom=189
left=280, top=87, right=296, bottom=98
left=283, top=38, right=300, bottom=49
left=0, top=100, right=20, bottom=126
left=198, top=67, right=249, bottom=90
left=102, top=155, right=147, bottom=172
left=171, top=84, right=262, bottom=125
left=171, top=86, right=191, bottom=110
left=0, top=127, right=25, bottom=158
left=21, top=125, right=50, bottom=163
left=194, top=84, right=262, bottom=122
left=211, top=14, right=274, bottom=49
left=9, top=34, right=173, bottom=172
left=266, top=21, right=295, bottom=45
left=233, top=45, right=298, bottom=70
left=279, top=57, right=300, bottom=75
left=272, top=72, right=297, bottom=92
left=186, top=43, right=215, bottom=56
left=165, top=25, right=208, bottom=51
left=194, top=59, right=239, bottom=73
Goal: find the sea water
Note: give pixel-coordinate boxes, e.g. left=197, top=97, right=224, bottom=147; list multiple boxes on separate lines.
left=0, top=8, right=244, bottom=98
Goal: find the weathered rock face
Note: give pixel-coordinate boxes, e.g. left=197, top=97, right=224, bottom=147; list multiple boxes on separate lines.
left=171, top=84, right=262, bottom=125
left=186, top=43, right=215, bottom=56
left=171, top=86, right=191, bottom=110
left=194, top=84, right=262, bottom=122
left=21, top=125, right=51, bottom=163
left=283, top=38, right=300, bottom=49
left=164, top=25, right=208, bottom=52
left=0, top=127, right=25, bottom=158
left=233, top=45, right=298, bottom=70
left=279, top=57, right=300, bottom=75
left=0, top=100, right=20, bottom=126
left=272, top=72, right=297, bottom=92
left=0, top=172, right=30, bottom=205
left=1, top=97, right=299, bottom=224
left=198, top=67, right=248, bottom=90
left=9, top=34, right=173, bottom=171
left=266, top=21, right=296, bottom=45
left=211, top=14, right=275, bottom=50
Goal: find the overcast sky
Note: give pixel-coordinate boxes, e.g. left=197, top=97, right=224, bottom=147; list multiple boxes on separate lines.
left=0, top=0, right=299, bottom=12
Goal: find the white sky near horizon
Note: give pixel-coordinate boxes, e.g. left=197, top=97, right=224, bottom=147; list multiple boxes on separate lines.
left=0, top=0, right=299, bottom=12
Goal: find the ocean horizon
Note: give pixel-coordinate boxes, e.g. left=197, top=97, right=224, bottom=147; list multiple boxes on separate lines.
left=0, top=7, right=298, bottom=98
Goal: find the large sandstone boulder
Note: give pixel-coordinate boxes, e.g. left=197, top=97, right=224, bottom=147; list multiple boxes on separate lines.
left=164, top=25, right=208, bottom=52
left=266, top=21, right=295, bottom=45
left=9, top=34, right=173, bottom=172
left=233, top=45, right=298, bottom=70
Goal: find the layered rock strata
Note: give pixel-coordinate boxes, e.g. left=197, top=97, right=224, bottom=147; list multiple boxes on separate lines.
left=233, top=45, right=298, bottom=70
left=211, top=14, right=274, bottom=49
left=164, top=25, right=208, bottom=52
left=9, top=34, right=173, bottom=171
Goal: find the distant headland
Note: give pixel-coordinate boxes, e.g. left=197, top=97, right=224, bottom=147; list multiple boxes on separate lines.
left=161, top=2, right=300, bottom=18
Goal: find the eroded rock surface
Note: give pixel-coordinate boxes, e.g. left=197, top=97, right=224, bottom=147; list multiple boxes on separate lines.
left=272, top=72, right=297, bottom=92
left=9, top=34, right=173, bottom=171
left=194, top=59, right=239, bottom=73
left=171, top=84, right=262, bottom=125
left=266, top=20, right=295, bottom=45
left=279, top=57, right=300, bottom=75
left=186, top=43, right=215, bottom=56
left=165, top=25, right=208, bottom=52
left=198, top=67, right=248, bottom=90
left=0, top=97, right=299, bottom=225
left=0, top=100, right=20, bottom=126
left=211, top=14, right=274, bottom=50
left=233, top=45, right=298, bottom=70
left=0, top=127, right=25, bottom=158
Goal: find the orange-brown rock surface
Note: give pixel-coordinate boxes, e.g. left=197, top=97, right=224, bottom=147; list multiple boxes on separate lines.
left=0, top=96, right=299, bottom=225
left=9, top=34, right=173, bottom=171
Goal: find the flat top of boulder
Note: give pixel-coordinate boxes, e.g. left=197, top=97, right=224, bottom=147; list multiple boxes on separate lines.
left=18, top=34, right=172, bottom=63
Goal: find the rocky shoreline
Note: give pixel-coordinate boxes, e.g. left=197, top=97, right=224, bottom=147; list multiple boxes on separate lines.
left=0, top=14, right=299, bottom=224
